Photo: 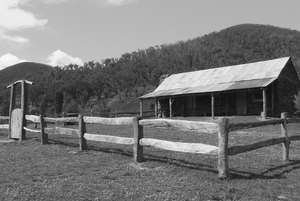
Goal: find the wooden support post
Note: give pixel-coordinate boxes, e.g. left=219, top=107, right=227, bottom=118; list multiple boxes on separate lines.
left=281, top=112, right=289, bottom=161
left=139, top=99, right=143, bottom=117
left=8, top=84, right=15, bottom=139
left=157, top=99, right=161, bottom=118
left=211, top=93, right=215, bottom=119
left=271, top=83, right=275, bottom=116
left=154, top=98, right=158, bottom=118
left=262, top=88, right=267, bottom=120
left=217, top=117, right=229, bottom=179
left=40, top=114, right=48, bottom=144
left=169, top=97, right=173, bottom=118
left=20, top=80, right=26, bottom=141
left=78, top=114, right=87, bottom=151
left=133, top=116, right=143, bottom=162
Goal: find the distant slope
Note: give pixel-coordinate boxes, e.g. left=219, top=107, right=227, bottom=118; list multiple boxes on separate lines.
left=0, top=62, right=53, bottom=88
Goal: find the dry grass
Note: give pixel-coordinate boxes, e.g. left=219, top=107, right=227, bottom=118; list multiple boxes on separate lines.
left=1, top=116, right=300, bottom=201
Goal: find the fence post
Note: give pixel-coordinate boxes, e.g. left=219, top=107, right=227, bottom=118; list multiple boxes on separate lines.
left=281, top=112, right=289, bottom=161
left=133, top=116, right=143, bottom=162
left=78, top=114, right=87, bottom=151
left=217, top=117, right=229, bottom=179
left=40, top=114, right=48, bottom=144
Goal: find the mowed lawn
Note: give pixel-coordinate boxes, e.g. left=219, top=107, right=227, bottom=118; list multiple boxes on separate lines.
left=1, top=116, right=300, bottom=201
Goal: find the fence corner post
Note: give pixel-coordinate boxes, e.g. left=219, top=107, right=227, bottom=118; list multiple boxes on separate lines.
left=133, top=116, right=143, bottom=162
left=281, top=112, right=289, bottom=161
left=217, top=117, right=229, bottom=179
left=78, top=114, right=87, bottom=151
left=40, top=114, right=48, bottom=144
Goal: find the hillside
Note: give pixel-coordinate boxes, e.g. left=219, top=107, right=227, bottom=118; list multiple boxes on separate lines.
left=1, top=24, right=300, bottom=115
left=0, top=62, right=53, bottom=89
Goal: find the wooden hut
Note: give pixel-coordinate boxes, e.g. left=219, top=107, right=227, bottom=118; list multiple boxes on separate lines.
left=140, top=57, right=300, bottom=118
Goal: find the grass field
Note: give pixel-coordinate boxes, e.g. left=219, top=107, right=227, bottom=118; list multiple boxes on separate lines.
left=1, top=116, right=300, bottom=201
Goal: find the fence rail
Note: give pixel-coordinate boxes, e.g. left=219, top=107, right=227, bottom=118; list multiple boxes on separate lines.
left=13, top=112, right=300, bottom=179
left=139, top=119, right=218, bottom=134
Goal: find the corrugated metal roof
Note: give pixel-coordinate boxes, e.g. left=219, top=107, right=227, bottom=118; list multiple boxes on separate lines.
left=141, top=57, right=291, bottom=99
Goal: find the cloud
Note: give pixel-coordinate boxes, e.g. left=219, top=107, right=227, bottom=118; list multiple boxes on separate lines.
left=1, top=33, right=29, bottom=43
left=105, top=0, right=137, bottom=6
left=0, top=53, right=26, bottom=70
left=47, top=50, right=84, bottom=67
left=0, top=0, right=48, bottom=43
left=39, top=0, right=69, bottom=4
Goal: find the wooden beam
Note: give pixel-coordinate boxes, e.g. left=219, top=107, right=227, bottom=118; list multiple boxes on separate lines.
left=228, top=137, right=287, bottom=155
left=40, top=114, right=48, bottom=144
left=44, top=117, right=78, bottom=123
left=20, top=80, right=26, bottom=141
left=169, top=97, right=173, bottom=118
left=25, top=115, right=40, bottom=123
left=139, top=99, right=143, bottom=117
left=271, top=83, right=275, bottom=116
left=139, top=118, right=218, bottom=134
left=133, top=116, right=143, bottom=162
left=8, top=84, right=15, bottom=139
left=84, top=133, right=133, bottom=144
left=217, top=117, right=229, bottom=179
left=281, top=112, right=289, bottom=161
left=78, top=114, right=87, bottom=151
left=140, top=138, right=218, bottom=155
left=228, top=119, right=284, bottom=131
left=157, top=99, right=161, bottom=118
left=262, top=88, right=267, bottom=120
left=154, top=98, right=158, bottom=118
left=83, top=116, right=133, bottom=125
left=211, top=93, right=215, bottom=119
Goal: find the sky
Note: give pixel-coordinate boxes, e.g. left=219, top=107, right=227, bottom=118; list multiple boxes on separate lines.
left=1, top=0, right=300, bottom=69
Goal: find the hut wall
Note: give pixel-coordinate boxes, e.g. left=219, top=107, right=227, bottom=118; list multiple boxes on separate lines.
left=277, top=61, right=300, bottom=115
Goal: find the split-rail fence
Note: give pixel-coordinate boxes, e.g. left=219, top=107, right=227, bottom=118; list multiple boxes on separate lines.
left=0, top=113, right=300, bottom=179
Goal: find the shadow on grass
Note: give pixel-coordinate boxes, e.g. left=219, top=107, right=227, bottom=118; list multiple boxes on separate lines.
left=29, top=136, right=300, bottom=180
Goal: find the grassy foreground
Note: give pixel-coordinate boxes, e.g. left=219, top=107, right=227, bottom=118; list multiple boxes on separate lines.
left=0, top=117, right=300, bottom=201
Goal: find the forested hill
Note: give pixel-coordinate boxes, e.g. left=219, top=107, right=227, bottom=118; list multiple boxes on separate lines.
left=1, top=24, right=300, bottom=115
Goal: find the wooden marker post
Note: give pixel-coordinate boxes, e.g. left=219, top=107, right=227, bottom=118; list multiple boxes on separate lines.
left=217, top=117, right=229, bottom=179
left=8, top=85, right=15, bottom=139
left=78, top=114, right=87, bottom=151
left=281, top=112, right=289, bottom=161
left=20, top=80, right=26, bottom=141
left=40, top=114, right=48, bottom=144
left=133, top=116, right=143, bottom=162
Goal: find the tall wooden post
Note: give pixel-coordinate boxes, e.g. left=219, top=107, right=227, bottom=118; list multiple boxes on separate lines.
left=20, top=80, right=26, bottom=141
left=169, top=97, right=173, bottom=118
left=40, top=114, right=48, bottom=144
left=211, top=93, right=215, bottom=119
left=8, top=85, right=15, bottom=139
left=217, top=117, right=229, bottom=179
left=262, top=88, right=267, bottom=120
left=281, top=112, right=289, bottom=161
left=157, top=99, right=161, bottom=118
left=139, top=99, right=143, bottom=117
left=133, top=116, right=143, bottom=162
left=78, top=114, right=87, bottom=151
left=154, top=98, right=158, bottom=118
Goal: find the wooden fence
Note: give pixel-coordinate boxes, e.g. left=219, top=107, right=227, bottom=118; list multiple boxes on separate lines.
left=2, top=112, right=300, bottom=179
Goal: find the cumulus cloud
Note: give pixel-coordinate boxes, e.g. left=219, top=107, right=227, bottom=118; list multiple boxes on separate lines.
left=0, top=0, right=48, bottom=43
left=0, top=53, right=26, bottom=70
left=105, top=0, right=137, bottom=6
left=47, top=50, right=84, bottom=67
